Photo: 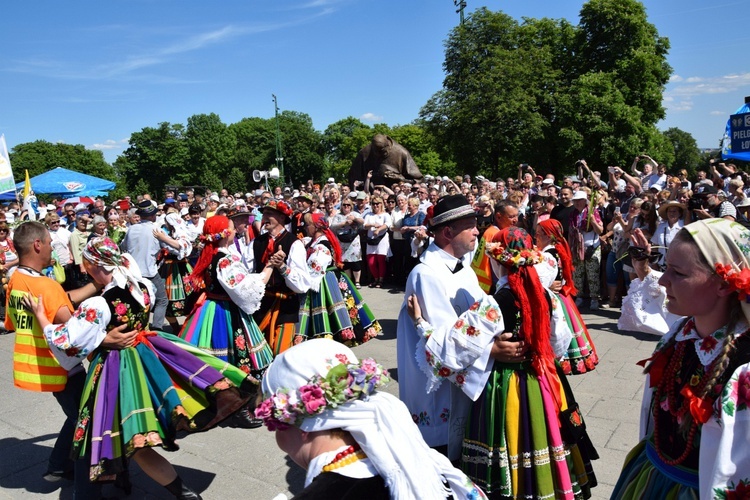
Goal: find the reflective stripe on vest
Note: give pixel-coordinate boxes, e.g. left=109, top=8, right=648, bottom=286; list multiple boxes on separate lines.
left=9, top=290, right=68, bottom=392
left=471, top=227, right=499, bottom=294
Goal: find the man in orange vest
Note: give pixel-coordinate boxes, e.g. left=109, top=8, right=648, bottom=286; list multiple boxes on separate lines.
left=6, top=222, right=135, bottom=497
left=471, top=199, right=520, bottom=293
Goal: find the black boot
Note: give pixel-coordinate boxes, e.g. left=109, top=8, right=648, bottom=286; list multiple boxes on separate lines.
left=114, top=468, right=132, bottom=495
left=165, top=476, right=202, bottom=500
left=231, top=405, right=263, bottom=429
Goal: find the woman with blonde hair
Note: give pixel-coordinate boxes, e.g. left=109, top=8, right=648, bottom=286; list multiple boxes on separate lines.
left=613, top=220, right=750, bottom=497
left=363, top=196, right=392, bottom=288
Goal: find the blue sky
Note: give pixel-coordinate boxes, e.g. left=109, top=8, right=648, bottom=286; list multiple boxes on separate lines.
left=2, top=0, right=749, bottom=166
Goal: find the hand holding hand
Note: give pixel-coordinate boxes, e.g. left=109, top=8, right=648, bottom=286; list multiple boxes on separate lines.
left=268, top=250, right=287, bottom=268
left=100, top=323, right=138, bottom=350
left=490, top=332, right=529, bottom=362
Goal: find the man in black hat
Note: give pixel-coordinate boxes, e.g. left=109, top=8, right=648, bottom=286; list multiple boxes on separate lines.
left=248, top=201, right=311, bottom=355
left=121, top=200, right=170, bottom=330
left=396, top=194, right=488, bottom=460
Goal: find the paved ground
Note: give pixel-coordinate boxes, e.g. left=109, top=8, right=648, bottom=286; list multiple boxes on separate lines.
left=0, top=287, right=660, bottom=499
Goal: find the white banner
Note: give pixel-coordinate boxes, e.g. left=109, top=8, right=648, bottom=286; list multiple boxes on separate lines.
left=0, top=134, right=16, bottom=194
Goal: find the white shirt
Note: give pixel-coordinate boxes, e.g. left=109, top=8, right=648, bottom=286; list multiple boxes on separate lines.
left=396, top=243, right=485, bottom=459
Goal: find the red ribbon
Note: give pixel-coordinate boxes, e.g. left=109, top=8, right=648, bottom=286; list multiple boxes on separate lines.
left=680, top=386, right=714, bottom=424
left=132, top=330, right=157, bottom=348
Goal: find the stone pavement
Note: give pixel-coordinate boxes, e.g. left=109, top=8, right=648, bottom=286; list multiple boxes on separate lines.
left=0, top=287, right=660, bottom=499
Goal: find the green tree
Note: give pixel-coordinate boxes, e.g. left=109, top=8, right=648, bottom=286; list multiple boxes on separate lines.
left=662, top=127, right=700, bottom=175
left=277, top=111, right=325, bottom=186
left=577, top=0, right=671, bottom=125
left=10, top=140, right=117, bottom=182
left=322, top=117, right=371, bottom=182
left=186, top=113, right=234, bottom=188
left=120, top=122, right=188, bottom=196
left=420, top=0, right=672, bottom=178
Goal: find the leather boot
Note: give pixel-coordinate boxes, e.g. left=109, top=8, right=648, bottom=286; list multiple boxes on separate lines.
left=165, top=476, right=202, bottom=500
left=232, top=405, right=263, bottom=429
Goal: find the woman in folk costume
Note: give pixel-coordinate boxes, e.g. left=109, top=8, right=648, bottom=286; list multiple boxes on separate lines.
left=156, top=208, right=194, bottom=333
left=179, top=215, right=275, bottom=427
left=298, top=212, right=382, bottom=346
left=255, top=338, right=489, bottom=499
left=536, top=219, right=599, bottom=375
left=408, top=226, right=598, bottom=499
left=23, top=237, right=256, bottom=499
left=613, top=220, right=750, bottom=498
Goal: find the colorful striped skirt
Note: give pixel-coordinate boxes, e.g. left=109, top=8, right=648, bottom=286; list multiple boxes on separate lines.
left=160, top=258, right=192, bottom=317
left=611, top=440, right=698, bottom=499
left=461, top=361, right=597, bottom=499
left=297, top=269, right=382, bottom=346
left=73, top=331, right=255, bottom=482
left=557, top=294, right=598, bottom=375
left=179, top=295, right=273, bottom=374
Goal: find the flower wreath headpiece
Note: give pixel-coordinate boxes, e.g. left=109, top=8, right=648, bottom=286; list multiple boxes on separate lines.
left=485, top=242, right=544, bottom=269
left=198, top=228, right=231, bottom=243
left=255, top=357, right=390, bottom=431
left=715, top=262, right=750, bottom=301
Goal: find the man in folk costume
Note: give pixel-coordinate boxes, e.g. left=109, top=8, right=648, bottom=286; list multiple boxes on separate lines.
left=396, top=194, right=487, bottom=458
left=249, top=200, right=312, bottom=354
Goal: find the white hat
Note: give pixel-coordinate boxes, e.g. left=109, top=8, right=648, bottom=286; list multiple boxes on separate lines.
left=180, top=207, right=189, bottom=216
left=542, top=178, right=554, bottom=185
left=209, top=194, right=220, bottom=203
left=327, top=177, right=335, bottom=183
left=572, top=190, right=588, bottom=201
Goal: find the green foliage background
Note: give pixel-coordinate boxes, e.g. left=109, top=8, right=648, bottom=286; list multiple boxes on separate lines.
left=7, top=0, right=720, bottom=201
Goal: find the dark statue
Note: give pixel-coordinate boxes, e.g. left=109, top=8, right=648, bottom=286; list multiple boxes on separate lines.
left=349, top=134, right=424, bottom=188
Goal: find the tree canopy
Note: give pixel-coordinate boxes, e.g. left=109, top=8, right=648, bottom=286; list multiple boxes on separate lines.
left=420, top=0, right=674, bottom=179
left=7, top=0, right=705, bottom=197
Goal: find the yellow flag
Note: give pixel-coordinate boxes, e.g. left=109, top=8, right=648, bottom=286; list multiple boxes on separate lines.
left=23, top=169, right=30, bottom=199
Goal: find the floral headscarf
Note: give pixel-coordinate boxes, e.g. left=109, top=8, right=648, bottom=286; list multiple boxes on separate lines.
left=83, top=236, right=147, bottom=307
left=305, top=212, right=342, bottom=266
left=489, top=227, right=555, bottom=378
left=686, top=219, right=750, bottom=324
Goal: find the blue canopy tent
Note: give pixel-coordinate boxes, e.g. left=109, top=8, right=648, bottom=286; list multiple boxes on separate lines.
left=721, top=101, right=750, bottom=162
left=0, top=167, right=115, bottom=200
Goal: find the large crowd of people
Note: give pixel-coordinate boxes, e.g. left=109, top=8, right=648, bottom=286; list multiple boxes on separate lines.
left=3, top=153, right=750, bottom=498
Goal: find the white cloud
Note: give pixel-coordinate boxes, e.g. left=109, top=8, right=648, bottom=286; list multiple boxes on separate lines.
left=669, top=75, right=683, bottom=83
left=90, top=138, right=129, bottom=151
left=710, top=110, right=726, bottom=115
left=663, top=72, right=750, bottom=112
left=360, top=112, right=383, bottom=122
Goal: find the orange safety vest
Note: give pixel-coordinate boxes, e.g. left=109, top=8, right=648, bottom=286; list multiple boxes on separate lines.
left=8, top=288, right=68, bottom=392
left=471, top=226, right=499, bottom=294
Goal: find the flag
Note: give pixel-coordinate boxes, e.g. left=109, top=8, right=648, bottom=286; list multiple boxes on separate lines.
left=22, top=169, right=38, bottom=220
left=0, top=134, right=15, bottom=194
left=23, top=169, right=31, bottom=199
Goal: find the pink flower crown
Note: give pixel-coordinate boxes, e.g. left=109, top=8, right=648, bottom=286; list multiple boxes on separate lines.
left=485, top=242, right=544, bottom=268
left=198, top=228, right=231, bottom=243
left=254, top=357, right=390, bottom=431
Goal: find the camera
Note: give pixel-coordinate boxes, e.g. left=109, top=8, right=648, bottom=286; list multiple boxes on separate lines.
left=608, top=166, right=615, bottom=174
left=575, top=159, right=585, bottom=168
left=688, top=197, right=706, bottom=212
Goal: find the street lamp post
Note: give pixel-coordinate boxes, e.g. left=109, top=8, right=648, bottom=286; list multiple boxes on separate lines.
left=453, top=0, right=467, bottom=25
left=272, top=94, right=285, bottom=186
